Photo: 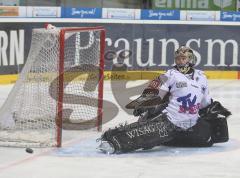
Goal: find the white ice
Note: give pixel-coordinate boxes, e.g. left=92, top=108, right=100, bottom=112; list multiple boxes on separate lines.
left=0, top=80, right=239, bottom=178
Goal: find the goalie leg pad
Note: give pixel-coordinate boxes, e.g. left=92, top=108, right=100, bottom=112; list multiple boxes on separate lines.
left=99, top=114, right=176, bottom=153
left=163, top=119, right=213, bottom=147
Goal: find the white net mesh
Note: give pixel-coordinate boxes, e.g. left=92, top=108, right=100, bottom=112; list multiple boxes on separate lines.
left=0, top=27, right=104, bottom=147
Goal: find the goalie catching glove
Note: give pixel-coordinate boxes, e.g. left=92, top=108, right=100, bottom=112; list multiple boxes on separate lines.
left=126, top=76, right=169, bottom=117
left=126, top=88, right=169, bottom=117
left=125, top=88, right=160, bottom=110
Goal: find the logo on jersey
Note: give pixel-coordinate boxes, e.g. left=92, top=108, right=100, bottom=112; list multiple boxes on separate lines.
left=201, top=85, right=206, bottom=94
left=176, top=81, right=187, bottom=88
left=177, top=93, right=200, bottom=114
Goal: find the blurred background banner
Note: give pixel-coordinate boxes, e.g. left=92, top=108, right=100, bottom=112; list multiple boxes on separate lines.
left=184, top=11, right=219, bottom=21
left=102, top=8, right=140, bottom=19
left=27, top=6, right=61, bottom=17
left=220, top=11, right=240, bottom=21
left=0, top=6, right=19, bottom=16
left=0, top=22, right=239, bottom=74
left=0, top=0, right=238, bottom=11
left=152, top=0, right=237, bottom=11
left=0, top=0, right=19, bottom=6
left=141, top=9, right=180, bottom=20
left=61, top=7, right=102, bottom=18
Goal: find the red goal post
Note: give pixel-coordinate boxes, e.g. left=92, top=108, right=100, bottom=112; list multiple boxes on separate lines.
left=57, top=26, right=106, bottom=147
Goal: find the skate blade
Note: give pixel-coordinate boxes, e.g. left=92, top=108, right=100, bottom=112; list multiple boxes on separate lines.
left=97, top=141, right=115, bottom=154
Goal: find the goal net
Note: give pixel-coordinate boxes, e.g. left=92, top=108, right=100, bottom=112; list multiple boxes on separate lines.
left=0, top=26, right=105, bottom=147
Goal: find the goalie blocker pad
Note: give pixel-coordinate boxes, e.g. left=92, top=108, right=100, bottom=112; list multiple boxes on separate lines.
left=162, top=102, right=231, bottom=148
left=99, top=114, right=176, bottom=153
left=199, top=101, right=231, bottom=143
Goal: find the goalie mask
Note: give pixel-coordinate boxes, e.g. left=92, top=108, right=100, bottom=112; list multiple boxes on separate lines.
left=174, top=46, right=196, bottom=74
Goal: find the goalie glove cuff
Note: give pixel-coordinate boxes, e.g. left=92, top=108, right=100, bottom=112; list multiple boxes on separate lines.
left=199, top=101, right=231, bottom=120
left=142, top=88, right=159, bottom=97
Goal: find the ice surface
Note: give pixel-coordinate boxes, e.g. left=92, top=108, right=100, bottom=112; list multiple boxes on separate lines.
left=0, top=80, right=239, bottom=178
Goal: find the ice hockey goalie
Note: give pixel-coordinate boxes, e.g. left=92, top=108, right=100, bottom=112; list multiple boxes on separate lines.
left=97, top=46, right=231, bottom=154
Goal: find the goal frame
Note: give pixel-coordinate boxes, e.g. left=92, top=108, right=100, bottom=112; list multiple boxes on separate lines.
left=56, top=27, right=105, bottom=147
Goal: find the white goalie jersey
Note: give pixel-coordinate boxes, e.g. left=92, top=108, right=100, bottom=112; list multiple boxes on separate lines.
left=159, top=68, right=212, bottom=129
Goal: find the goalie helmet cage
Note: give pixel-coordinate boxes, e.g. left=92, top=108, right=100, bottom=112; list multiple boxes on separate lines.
left=0, top=26, right=105, bottom=147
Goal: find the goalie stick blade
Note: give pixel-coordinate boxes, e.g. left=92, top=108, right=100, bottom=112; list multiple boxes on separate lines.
left=97, top=141, right=115, bottom=154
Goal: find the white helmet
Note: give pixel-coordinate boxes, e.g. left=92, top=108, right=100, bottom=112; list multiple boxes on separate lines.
left=174, top=46, right=197, bottom=73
